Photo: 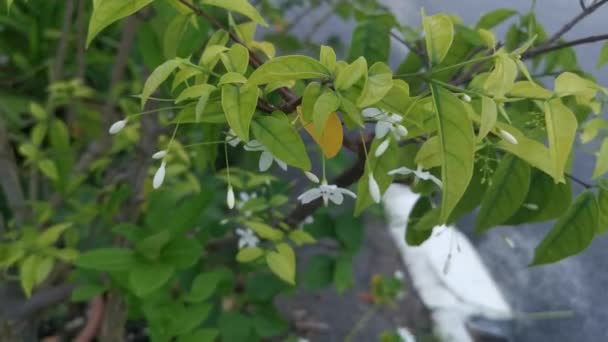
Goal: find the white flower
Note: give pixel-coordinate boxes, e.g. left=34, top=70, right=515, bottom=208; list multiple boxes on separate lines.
left=368, top=173, right=381, bottom=203
left=388, top=165, right=443, bottom=188
left=152, top=161, right=166, bottom=189
left=297, top=181, right=357, bottom=207
left=108, top=119, right=127, bottom=135
left=363, top=108, right=409, bottom=140
left=236, top=228, right=259, bottom=249
left=462, top=94, right=472, bottom=102
left=152, top=150, right=167, bottom=160
left=304, top=171, right=320, bottom=183
left=498, top=129, right=518, bottom=145
left=225, top=129, right=241, bottom=147
left=227, top=185, right=235, bottom=209
left=375, top=138, right=390, bottom=157
left=244, top=140, right=287, bottom=172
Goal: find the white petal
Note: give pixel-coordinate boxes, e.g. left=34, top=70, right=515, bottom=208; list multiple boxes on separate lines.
left=298, top=188, right=322, bottom=204
left=362, top=107, right=381, bottom=118
left=238, top=239, right=246, bottom=249
left=389, top=114, right=403, bottom=123
left=462, top=94, right=472, bottom=103
left=395, top=124, right=409, bottom=137
left=152, top=150, right=167, bottom=160
left=152, top=161, right=166, bottom=189
left=499, top=129, right=518, bottom=145
left=338, top=187, right=357, bottom=199
left=428, top=174, right=443, bottom=188
left=375, top=139, right=390, bottom=157
left=275, top=158, right=288, bottom=171
left=244, top=140, right=264, bottom=151
left=108, top=119, right=127, bottom=134
left=368, top=174, right=381, bottom=203
left=304, top=171, right=320, bottom=183
left=259, top=151, right=273, bottom=172
left=388, top=167, right=414, bottom=176
left=375, top=121, right=391, bottom=139
left=227, top=136, right=240, bottom=147
left=227, top=186, right=235, bottom=209
left=328, top=190, right=344, bottom=205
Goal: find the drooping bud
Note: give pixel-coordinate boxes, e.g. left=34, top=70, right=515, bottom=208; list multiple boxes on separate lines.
left=152, top=150, right=167, bottom=160
left=108, top=119, right=127, bottom=135
left=152, top=161, right=166, bottom=189
left=227, top=185, right=235, bottom=209
left=368, top=173, right=381, bottom=203
left=304, top=171, right=320, bottom=183
left=499, top=129, right=518, bottom=145
left=375, top=139, right=390, bottom=157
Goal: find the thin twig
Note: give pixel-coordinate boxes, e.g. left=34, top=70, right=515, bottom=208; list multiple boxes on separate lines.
left=567, top=173, right=593, bottom=189
left=523, top=34, right=608, bottom=59
left=50, top=0, right=75, bottom=83
left=543, top=0, right=608, bottom=46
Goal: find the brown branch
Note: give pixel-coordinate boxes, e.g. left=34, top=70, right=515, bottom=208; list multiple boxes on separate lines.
left=543, top=0, right=608, bottom=47
left=523, top=34, right=608, bottom=59
left=12, top=283, right=78, bottom=321
left=50, top=0, right=75, bottom=83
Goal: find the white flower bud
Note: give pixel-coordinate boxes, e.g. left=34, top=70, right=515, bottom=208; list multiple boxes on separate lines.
left=304, top=171, right=320, bottom=183
left=375, top=139, right=390, bottom=157
left=227, top=185, right=235, bottom=209
left=368, top=173, right=381, bottom=203
left=152, top=150, right=167, bottom=160
left=152, top=161, right=166, bottom=189
left=499, top=129, right=518, bottom=145
left=396, top=124, right=409, bottom=138
left=462, top=94, right=472, bottom=103
left=108, top=119, right=127, bottom=135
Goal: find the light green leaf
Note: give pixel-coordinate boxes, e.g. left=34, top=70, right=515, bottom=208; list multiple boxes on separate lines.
left=221, top=84, right=259, bottom=141
left=222, top=44, right=249, bottom=74
left=29, top=102, right=46, bottom=120
left=129, top=262, right=174, bottom=297
left=251, top=115, right=311, bottom=170
left=19, top=255, right=40, bottom=297
left=580, top=118, right=606, bottom=144
left=163, top=13, right=191, bottom=59
left=201, top=45, right=229, bottom=66
left=76, top=248, right=136, bottom=272
left=357, top=62, right=393, bottom=107
left=38, top=159, right=59, bottom=181
left=477, top=96, right=497, bottom=141
left=185, top=272, right=221, bottom=302
left=476, top=9, right=517, bottom=29
left=141, top=58, right=182, bottom=109
left=236, top=247, right=264, bottom=263
left=598, top=42, right=608, bottom=69
left=247, top=56, right=330, bottom=86
left=202, top=0, right=268, bottom=27
left=509, top=81, right=553, bottom=99
left=36, top=223, right=72, bottom=247
left=533, top=191, right=598, bottom=265
left=301, top=82, right=322, bottom=122
left=478, top=28, right=496, bottom=49
left=288, top=230, right=316, bottom=246
left=334, top=57, right=367, bottom=91
left=266, top=243, right=295, bottom=285
left=0, top=243, right=25, bottom=268
left=415, top=136, right=441, bottom=169
left=554, top=72, right=597, bottom=98
left=86, top=0, right=154, bottom=48
left=597, top=189, right=608, bottom=235
left=376, top=79, right=415, bottom=116
left=422, top=10, right=454, bottom=66
left=162, top=237, right=202, bottom=269
left=175, top=84, right=216, bottom=104
left=430, top=84, right=475, bottom=223
left=218, top=72, right=248, bottom=86
left=544, top=99, right=577, bottom=182
left=35, top=257, right=54, bottom=284
left=476, top=155, right=531, bottom=232
left=406, top=197, right=436, bottom=246
left=244, top=221, right=284, bottom=241
left=484, top=53, right=517, bottom=98
left=312, top=90, right=341, bottom=134
left=320, top=45, right=337, bottom=73
left=593, top=137, right=608, bottom=179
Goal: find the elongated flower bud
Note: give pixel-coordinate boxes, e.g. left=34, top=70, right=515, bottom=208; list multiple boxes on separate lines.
left=108, top=119, right=127, bottom=135
left=499, top=129, right=518, bottom=145
left=152, top=150, right=167, bottom=160
left=153, top=161, right=166, bottom=189
left=462, top=94, right=472, bottom=103
left=227, top=185, right=235, bottom=209
left=304, top=171, right=320, bottom=183
left=375, top=139, right=390, bottom=157
left=368, top=173, right=381, bottom=203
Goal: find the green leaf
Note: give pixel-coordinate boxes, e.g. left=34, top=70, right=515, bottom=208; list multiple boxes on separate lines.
left=71, top=284, right=106, bottom=302
left=76, top=248, right=135, bottom=271
left=532, top=191, right=598, bottom=265
left=247, top=56, right=330, bottom=86
left=219, top=312, right=252, bottom=342
left=136, top=230, right=171, bottom=260
left=177, top=329, right=219, bottom=342
left=237, top=247, right=264, bottom=263
left=477, top=96, right=497, bottom=141
left=163, top=13, right=191, bottom=59
left=86, top=0, right=154, bottom=48
left=288, top=230, right=316, bottom=246
left=509, top=81, right=553, bottom=99
left=19, top=255, right=40, bottom=297
left=202, top=0, right=268, bottom=27
left=162, top=237, right=202, bottom=269
left=218, top=72, right=248, bottom=86
left=251, top=115, right=311, bottom=170
left=265, top=243, right=295, bottom=285
left=348, top=19, right=391, bottom=65
left=422, top=10, right=454, bottom=66
left=312, top=90, right=341, bottom=134
left=580, top=118, right=606, bottom=144
left=0, top=243, right=25, bottom=268
left=36, top=223, right=72, bottom=247
left=335, top=57, right=367, bottom=90
left=304, top=254, right=334, bottom=289
left=221, top=84, right=259, bottom=141
left=357, top=62, right=393, bottom=107
left=484, top=53, right=517, bottom=98
left=476, top=9, right=517, bottom=29
left=129, top=262, right=174, bottom=297
left=544, top=99, right=577, bottom=182
left=244, top=221, right=284, bottom=241
left=593, top=137, right=608, bottom=179
left=175, top=84, right=216, bottom=104
left=430, top=84, right=475, bottom=223
left=141, top=58, right=182, bottom=109
left=185, top=272, right=221, bottom=302
left=38, top=159, right=59, bottom=181
left=476, top=155, right=531, bottom=233
left=334, top=256, right=353, bottom=294
left=415, top=136, right=441, bottom=169
left=406, top=197, right=435, bottom=246
left=598, top=42, right=608, bottom=69
left=554, top=72, right=597, bottom=98
left=222, top=44, right=249, bottom=74
left=597, top=189, right=608, bottom=235
left=301, top=82, right=322, bottom=122
left=320, top=45, right=337, bottom=73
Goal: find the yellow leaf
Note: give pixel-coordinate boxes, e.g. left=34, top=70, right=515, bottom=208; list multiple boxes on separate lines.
left=302, top=111, right=343, bottom=159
